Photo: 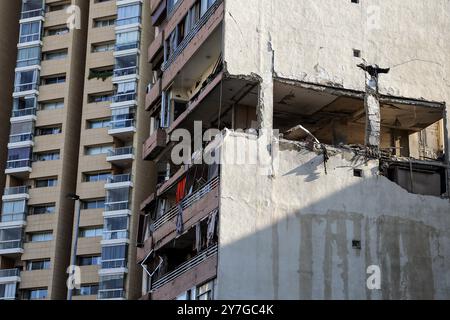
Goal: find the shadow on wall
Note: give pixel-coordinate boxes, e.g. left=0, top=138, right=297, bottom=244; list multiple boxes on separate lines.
left=217, top=149, right=450, bottom=300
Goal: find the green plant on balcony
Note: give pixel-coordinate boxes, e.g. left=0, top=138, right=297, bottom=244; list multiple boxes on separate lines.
left=88, top=69, right=113, bottom=81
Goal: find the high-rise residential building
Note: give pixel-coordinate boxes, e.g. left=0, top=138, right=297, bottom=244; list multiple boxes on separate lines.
left=137, top=0, right=450, bottom=300
left=0, top=0, right=153, bottom=301
left=71, top=0, right=153, bottom=300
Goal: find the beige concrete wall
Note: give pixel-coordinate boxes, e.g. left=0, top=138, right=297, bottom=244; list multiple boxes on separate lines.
left=217, top=132, right=450, bottom=299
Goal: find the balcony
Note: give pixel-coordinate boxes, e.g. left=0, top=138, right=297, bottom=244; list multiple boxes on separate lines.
left=106, top=147, right=134, bottom=167
left=102, top=230, right=130, bottom=243
left=145, top=78, right=161, bottom=111
left=5, top=160, right=32, bottom=177
left=0, top=240, right=24, bottom=256
left=104, top=201, right=130, bottom=216
left=98, top=289, right=125, bottom=300
left=14, top=83, right=38, bottom=95
left=143, top=129, right=167, bottom=161
left=0, top=213, right=27, bottom=226
left=2, top=186, right=29, bottom=201
left=11, top=107, right=37, bottom=120
left=150, top=245, right=218, bottom=299
left=108, top=119, right=136, bottom=140
left=0, top=268, right=21, bottom=287
left=113, top=67, right=138, bottom=80
left=115, top=41, right=140, bottom=52
left=151, top=177, right=219, bottom=250
left=116, top=16, right=142, bottom=28
left=20, top=9, right=45, bottom=20
left=105, top=174, right=133, bottom=189
left=0, top=269, right=20, bottom=301
left=8, top=133, right=34, bottom=149
left=111, top=93, right=137, bottom=108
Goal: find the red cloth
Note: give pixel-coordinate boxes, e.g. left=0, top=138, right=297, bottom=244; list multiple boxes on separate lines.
left=176, top=177, right=186, bottom=203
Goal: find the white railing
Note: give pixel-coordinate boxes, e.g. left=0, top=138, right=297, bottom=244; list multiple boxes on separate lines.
left=4, top=186, right=28, bottom=196
left=152, top=176, right=220, bottom=230
left=9, top=133, right=33, bottom=144
left=151, top=245, right=218, bottom=291
left=108, top=146, right=134, bottom=157
left=107, top=174, right=132, bottom=184
left=6, top=159, right=31, bottom=170
left=12, top=107, right=37, bottom=118
left=105, top=201, right=129, bottom=212
left=103, top=230, right=129, bottom=241
left=0, top=240, right=23, bottom=251
left=114, top=66, right=138, bottom=77
left=0, top=213, right=26, bottom=223
left=0, top=269, right=20, bottom=278
left=21, top=9, right=44, bottom=19
left=98, top=289, right=125, bottom=299
left=101, top=258, right=127, bottom=269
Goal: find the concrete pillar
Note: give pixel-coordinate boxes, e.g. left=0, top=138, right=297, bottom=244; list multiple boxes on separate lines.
left=364, top=77, right=381, bottom=149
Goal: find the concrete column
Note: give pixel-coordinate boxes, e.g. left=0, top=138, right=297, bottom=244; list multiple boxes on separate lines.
left=364, top=76, right=381, bottom=149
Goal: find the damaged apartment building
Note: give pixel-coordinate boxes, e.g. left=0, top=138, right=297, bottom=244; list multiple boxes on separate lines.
left=137, top=0, right=450, bottom=300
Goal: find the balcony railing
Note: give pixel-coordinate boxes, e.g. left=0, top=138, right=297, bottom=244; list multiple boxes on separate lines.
left=113, top=67, right=138, bottom=78
left=152, top=176, right=220, bottom=231
left=9, top=133, right=33, bottom=144
left=0, top=240, right=23, bottom=251
left=108, top=147, right=134, bottom=157
left=12, top=107, right=37, bottom=118
left=16, top=58, right=41, bottom=68
left=21, top=9, right=45, bottom=20
left=19, top=34, right=41, bottom=44
left=14, top=83, right=38, bottom=93
left=4, top=186, right=28, bottom=196
left=107, top=174, right=132, bottom=184
left=116, top=16, right=141, bottom=27
left=112, top=92, right=136, bottom=103
left=103, top=230, right=129, bottom=241
left=0, top=213, right=26, bottom=223
left=151, top=245, right=218, bottom=291
left=110, top=119, right=135, bottom=130
left=101, top=258, right=127, bottom=270
left=6, top=160, right=31, bottom=170
left=0, top=268, right=20, bottom=278
left=162, top=0, right=222, bottom=71
left=105, top=201, right=130, bottom=212
left=115, top=42, right=140, bottom=52
left=98, top=289, right=125, bottom=300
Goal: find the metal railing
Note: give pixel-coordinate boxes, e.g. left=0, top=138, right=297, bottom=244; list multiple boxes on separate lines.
left=16, top=58, right=41, bottom=68
left=0, top=213, right=26, bottom=223
left=152, top=176, right=220, bottom=231
left=14, top=82, right=38, bottom=92
left=103, top=230, right=129, bottom=241
left=151, top=245, right=218, bottom=291
left=6, top=160, right=31, bottom=170
left=162, top=0, right=222, bottom=71
left=21, top=9, right=45, bottom=19
left=115, top=42, right=140, bottom=52
left=113, top=66, right=138, bottom=77
left=12, top=107, right=37, bottom=118
left=107, top=174, right=132, bottom=184
left=110, top=119, right=135, bottom=130
left=0, top=268, right=20, bottom=278
left=0, top=240, right=23, bottom=251
left=98, top=289, right=125, bottom=300
left=19, top=34, right=41, bottom=44
left=116, top=16, right=141, bottom=27
left=105, top=201, right=129, bottom=212
left=112, top=92, right=136, bottom=103
left=101, top=259, right=127, bottom=270
left=108, top=146, right=134, bottom=157
left=9, top=133, right=33, bottom=144
left=4, top=186, right=28, bottom=196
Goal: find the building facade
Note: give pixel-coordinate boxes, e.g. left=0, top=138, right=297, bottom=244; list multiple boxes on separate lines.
left=138, top=0, right=450, bottom=300
left=0, top=0, right=153, bottom=300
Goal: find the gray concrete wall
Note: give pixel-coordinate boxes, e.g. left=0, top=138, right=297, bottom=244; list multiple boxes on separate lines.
left=223, top=0, right=450, bottom=102
left=216, top=132, right=450, bottom=299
